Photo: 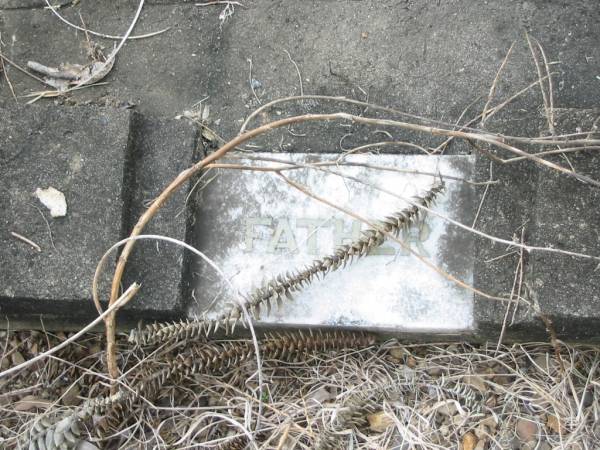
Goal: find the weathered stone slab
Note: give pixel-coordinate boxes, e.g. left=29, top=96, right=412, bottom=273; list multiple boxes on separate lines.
left=189, top=153, right=476, bottom=333
left=529, top=161, right=600, bottom=341
left=471, top=109, right=600, bottom=342
left=122, top=114, right=199, bottom=319
left=520, top=109, right=600, bottom=341
left=0, top=105, right=131, bottom=323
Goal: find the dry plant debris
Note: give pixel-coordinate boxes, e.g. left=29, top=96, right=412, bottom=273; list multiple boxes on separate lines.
left=2, top=35, right=600, bottom=450
left=1, top=330, right=598, bottom=449
left=128, top=181, right=444, bottom=346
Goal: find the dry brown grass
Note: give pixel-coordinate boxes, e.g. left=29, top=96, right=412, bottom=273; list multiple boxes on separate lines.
left=1, top=330, right=598, bottom=449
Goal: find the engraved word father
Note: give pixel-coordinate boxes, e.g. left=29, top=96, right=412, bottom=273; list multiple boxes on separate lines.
left=245, top=216, right=431, bottom=256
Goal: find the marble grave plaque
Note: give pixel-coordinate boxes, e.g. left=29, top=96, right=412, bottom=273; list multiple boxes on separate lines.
left=190, top=153, right=476, bottom=333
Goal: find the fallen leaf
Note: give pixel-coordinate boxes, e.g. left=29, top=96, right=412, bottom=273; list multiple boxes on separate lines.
left=61, top=383, right=81, bottom=406
left=546, top=414, right=562, bottom=434
left=533, top=354, right=556, bottom=373
left=306, top=386, right=334, bottom=405
left=74, top=55, right=116, bottom=88
left=11, top=351, right=25, bottom=366
left=388, top=346, right=407, bottom=360
left=14, top=395, right=52, bottom=411
left=461, top=431, right=477, bottom=450
left=35, top=187, right=67, bottom=217
left=516, top=418, right=539, bottom=443
left=367, top=411, right=394, bottom=432
left=464, top=375, right=487, bottom=393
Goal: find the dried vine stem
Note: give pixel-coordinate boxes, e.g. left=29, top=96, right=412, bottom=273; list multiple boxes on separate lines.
left=106, top=108, right=599, bottom=380
left=129, top=183, right=443, bottom=346
left=104, top=113, right=342, bottom=381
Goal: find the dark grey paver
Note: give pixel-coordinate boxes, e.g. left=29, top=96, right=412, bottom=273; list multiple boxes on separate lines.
left=472, top=109, right=600, bottom=342
left=122, top=113, right=199, bottom=319
left=528, top=109, right=600, bottom=341
left=0, top=105, right=131, bottom=323
left=2, top=1, right=598, bottom=129
left=1, top=1, right=599, bottom=340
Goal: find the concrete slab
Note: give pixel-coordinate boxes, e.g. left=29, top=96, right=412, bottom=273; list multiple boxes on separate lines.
left=0, top=105, right=130, bottom=323
left=1, top=1, right=598, bottom=135
left=526, top=109, right=600, bottom=341
left=189, top=153, right=476, bottom=333
left=0, top=1, right=599, bottom=340
left=122, top=113, right=199, bottom=320
left=471, top=109, right=600, bottom=342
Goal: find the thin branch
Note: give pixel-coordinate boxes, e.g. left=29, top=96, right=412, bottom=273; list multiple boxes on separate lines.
left=0, top=33, right=17, bottom=102
left=306, top=162, right=600, bottom=261
left=43, top=0, right=170, bottom=40
left=0, top=52, right=48, bottom=85
left=534, top=38, right=555, bottom=132
left=526, top=33, right=554, bottom=134
left=214, top=154, right=497, bottom=186
left=10, top=231, right=41, bottom=252
left=283, top=49, right=304, bottom=97
left=481, top=41, right=515, bottom=127
left=0, top=283, right=139, bottom=380
left=472, top=161, right=493, bottom=228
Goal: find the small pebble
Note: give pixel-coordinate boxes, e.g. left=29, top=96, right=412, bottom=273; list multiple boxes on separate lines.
left=516, top=418, right=539, bottom=443
left=11, top=351, right=25, bottom=366
left=461, top=431, right=476, bottom=450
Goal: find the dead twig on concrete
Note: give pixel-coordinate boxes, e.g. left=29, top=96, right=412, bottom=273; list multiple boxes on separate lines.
left=43, top=0, right=170, bottom=40
left=0, top=52, right=48, bottom=85
left=284, top=49, right=304, bottom=98
left=27, top=0, right=144, bottom=103
left=481, top=42, right=515, bottom=127
left=0, top=33, right=17, bottom=102
left=472, top=161, right=493, bottom=228
left=247, top=57, right=262, bottom=105
left=10, top=232, right=41, bottom=252
left=527, top=33, right=555, bottom=135
left=495, top=226, right=526, bottom=352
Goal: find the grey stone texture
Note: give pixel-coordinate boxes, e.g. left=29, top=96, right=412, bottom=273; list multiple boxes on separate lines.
left=528, top=109, right=600, bottom=341
left=472, top=109, right=600, bottom=342
left=0, top=105, right=198, bottom=328
left=0, top=105, right=130, bottom=322
left=122, top=113, right=199, bottom=319
left=0, top=0, right=599, bottom=339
